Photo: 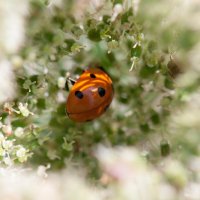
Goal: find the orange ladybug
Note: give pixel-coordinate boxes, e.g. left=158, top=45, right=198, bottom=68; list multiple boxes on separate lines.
left=66, top=67, right=114, bottom=122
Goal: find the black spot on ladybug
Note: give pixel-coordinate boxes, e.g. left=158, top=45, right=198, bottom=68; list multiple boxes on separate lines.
left=90, top=73, right=96, bottom=78
left=104, top=104, right=110, bottom=111
left=98, top=87, right=106, bottom=97
left=75, top=91, right=84, bottom=99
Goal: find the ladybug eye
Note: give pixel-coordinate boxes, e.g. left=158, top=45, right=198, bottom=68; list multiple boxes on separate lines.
left=75, top=91, right=84, bottom=99
left=98, top=87, right=106, bottom=97
left=90, top=74, right=96, bottom=78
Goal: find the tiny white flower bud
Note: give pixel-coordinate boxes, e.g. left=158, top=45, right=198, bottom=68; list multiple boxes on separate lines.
left=57, top=77, right=66, bottom=89
left=14, top=127, right=24, bottom=137
left=2, top=125, right=12, bottom=135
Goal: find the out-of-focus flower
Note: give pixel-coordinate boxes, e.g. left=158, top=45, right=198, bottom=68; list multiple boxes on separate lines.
left=0, top=168, right=101, bottom=200
left=188, top=44, right=200, bottom=72
left=157, top=183, right=176, bottom=200
left=0, top=0, right=28, bottom=54
left=72, top=0, right=106, bottom=20
left=183, top=182, right=200, bottom=200
left=163, top=160, right=188, bottom=189
left=11, top=55, right=23, bottom=70
left=111, top=4, right=123, bottom=22
left=123, top=0, right=140, bottom=14
left=48, top=0, right=63, bottom=8
left=133, top=0, right=140, bottom=13
left=37, top=164, right=50, bottom=178
left=96, top=146, right=147, bottom=180
left=164, top=0, right=200, bottom=31
left=96, top=146, right=179, bottom=200
left=172, top=93, right=200, bottom=128
left=0, top=0, right=28, bottom=103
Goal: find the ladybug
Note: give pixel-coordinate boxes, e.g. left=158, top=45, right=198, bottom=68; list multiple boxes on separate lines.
left=66, top=67, right=114, bottom=122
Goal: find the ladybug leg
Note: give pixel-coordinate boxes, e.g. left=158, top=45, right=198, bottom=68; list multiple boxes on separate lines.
left=65, top=79, right=69, bottom=91
left=65, top=77, right=76, bottom=91
left=68, top=77, right=76, bottom=85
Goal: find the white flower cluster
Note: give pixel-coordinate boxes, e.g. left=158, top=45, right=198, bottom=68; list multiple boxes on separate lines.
left=0, top=115, right=29, bottom=165
left=18, top=102, right=34, bottom=117
left=0, top=132, right=28, bottom=165
left=3, top=102, right=34, bottom=117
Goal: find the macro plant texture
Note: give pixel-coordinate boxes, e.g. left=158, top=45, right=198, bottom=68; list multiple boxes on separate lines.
left=0, top=0, right=200, bottom=199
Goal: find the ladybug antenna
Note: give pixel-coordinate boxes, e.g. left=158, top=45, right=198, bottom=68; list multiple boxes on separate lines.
left=65, top=77, right=76, bottom=91
left=68, top=77, right=76, bottom=85
left=65, top=80, right=69, bottom=91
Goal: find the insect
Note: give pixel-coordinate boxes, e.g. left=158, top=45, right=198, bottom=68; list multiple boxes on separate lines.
left=66, top=67, right=114, bottom=122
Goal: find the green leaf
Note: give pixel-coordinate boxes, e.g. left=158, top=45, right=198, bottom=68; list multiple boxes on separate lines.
left=165, top=77, right=174, bottom=89
left=139, top=65, right=157, bottom=78
left=131, top=45, right=142, bottom=57
left=160, top=140, right=170, bottom=157
left=88, top=29, right=101, bottom=42
left=37, top=98, right=46, bottom=109
left=151, top=112, right=160, bottom=125
left=121, top=8, right=133, bottom=23
left=140, top=123, right=150, bottom=133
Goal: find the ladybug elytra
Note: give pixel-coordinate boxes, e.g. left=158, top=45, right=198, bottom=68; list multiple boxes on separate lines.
left=66, top=67, right=114, bottom=122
